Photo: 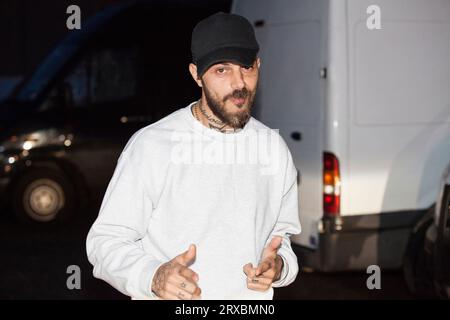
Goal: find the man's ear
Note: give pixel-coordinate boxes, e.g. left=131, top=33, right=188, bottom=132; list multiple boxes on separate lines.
left=189, top=63, right=202, bottom=87
left=256, top=57, right=261, bottom=69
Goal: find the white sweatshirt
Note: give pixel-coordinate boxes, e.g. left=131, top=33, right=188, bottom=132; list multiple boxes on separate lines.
left=86, top=101, right=301, bottom=300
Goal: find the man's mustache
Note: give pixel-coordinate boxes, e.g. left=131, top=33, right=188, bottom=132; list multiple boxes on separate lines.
left=223, top=88, right=249, bottom=102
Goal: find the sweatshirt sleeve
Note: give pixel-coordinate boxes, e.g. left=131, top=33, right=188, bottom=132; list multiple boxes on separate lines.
left=85, top=132, right=165, bottom=299
left=269, top=141, right=302, bottom=288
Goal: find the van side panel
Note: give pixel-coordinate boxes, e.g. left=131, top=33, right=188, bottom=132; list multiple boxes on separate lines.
left=346, top=0, right=450, bottom=215
left=232, top=0, right=328, bottom=249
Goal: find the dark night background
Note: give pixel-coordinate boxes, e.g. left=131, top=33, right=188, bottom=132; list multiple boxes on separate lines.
left=0, top=0, right=426, bottom=300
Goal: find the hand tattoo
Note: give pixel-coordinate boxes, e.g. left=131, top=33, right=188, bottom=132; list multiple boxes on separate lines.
left=152, top=261, right=172, bottom=296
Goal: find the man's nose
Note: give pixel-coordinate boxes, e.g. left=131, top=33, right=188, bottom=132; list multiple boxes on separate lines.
left=230, top=69, right=246, bottom=91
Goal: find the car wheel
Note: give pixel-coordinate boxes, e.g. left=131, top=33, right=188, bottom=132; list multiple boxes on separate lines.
left=12, top=167, right=77, bottom=224
left=403, top=211, right=436, bottom=298
left=435, top=185, right=450, bottom=299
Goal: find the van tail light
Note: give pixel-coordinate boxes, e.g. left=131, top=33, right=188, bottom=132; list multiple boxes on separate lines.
left=323, top=152, right=341, bottom=217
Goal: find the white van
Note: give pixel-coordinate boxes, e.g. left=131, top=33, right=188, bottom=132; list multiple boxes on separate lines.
left=232, top=0, right=450, bottom=272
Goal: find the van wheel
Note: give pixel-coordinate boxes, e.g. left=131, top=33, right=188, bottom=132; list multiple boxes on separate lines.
left=403, top=213, right=435, bottom=298
left=12, top=167, right=77, bottom=224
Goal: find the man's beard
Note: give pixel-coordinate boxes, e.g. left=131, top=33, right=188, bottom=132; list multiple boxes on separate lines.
left=202, top=81, right=257, bottom=129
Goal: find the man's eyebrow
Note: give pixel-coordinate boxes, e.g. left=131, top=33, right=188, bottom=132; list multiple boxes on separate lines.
left=213, top=62, right=253, bottom=68
left=214, top=62, right=232, bottom=66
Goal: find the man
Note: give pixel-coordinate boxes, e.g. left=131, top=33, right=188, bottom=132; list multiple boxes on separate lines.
left=86, top=12, right=301, bottom=300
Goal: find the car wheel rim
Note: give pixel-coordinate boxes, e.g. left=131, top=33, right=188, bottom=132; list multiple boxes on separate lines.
left=23, top=178, right=65, bottom=222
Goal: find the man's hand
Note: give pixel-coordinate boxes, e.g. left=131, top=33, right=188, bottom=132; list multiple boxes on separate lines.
left=243, top=236, right=284, bottom=292
left=151, top=244, right=202, bottom=300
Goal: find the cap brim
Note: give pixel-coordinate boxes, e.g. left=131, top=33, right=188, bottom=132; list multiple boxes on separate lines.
left=196, top=46, right=258, bottom=77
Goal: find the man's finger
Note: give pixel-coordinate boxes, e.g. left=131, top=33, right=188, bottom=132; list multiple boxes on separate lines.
left=247, top=275, right=272, bottom=286
left=269, top=236, right=283, bottom=252
left=171, top=274, right=200, bottom=295
left=175, top=244, right=197, bottom=267
left=165, top=282, right=197, bottom=300
left=255, top=260, right=272, bottom=276
left=193, top=286, right=202, bottom=296
left=180, top=266, right=199, bottom=283
left=164, top=292, right=182, bottom=300
left=243, top=263, right=256, bottom=277
left=260, top=236, right=283, bottom=263
left=247, top=280, right=271, bottom=291
left=255, top=267, right=276, bottom=280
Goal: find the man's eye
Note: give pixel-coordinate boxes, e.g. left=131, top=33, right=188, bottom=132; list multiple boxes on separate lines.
left=216, top=68, right=226, bottom=73
left=243, top=65, right=253, bottom=70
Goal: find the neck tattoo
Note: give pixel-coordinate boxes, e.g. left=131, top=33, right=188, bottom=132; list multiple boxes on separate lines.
left=192, top=99, right=237, bottom=134
left=198, top=101, right=224, bottom=125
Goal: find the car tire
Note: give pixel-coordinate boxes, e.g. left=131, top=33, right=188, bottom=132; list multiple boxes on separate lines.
left=12, top=166, right=77, bottom=224
left=403, top=210, right=436, bottom=299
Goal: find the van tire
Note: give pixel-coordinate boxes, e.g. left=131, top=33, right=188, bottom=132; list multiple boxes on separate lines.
left=403, top=211, right=435, bottom=298
left=12, top=167, right=77, bottom=224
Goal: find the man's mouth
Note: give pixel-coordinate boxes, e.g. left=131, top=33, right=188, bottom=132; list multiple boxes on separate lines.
left=230, top=97, right=246, bottom=106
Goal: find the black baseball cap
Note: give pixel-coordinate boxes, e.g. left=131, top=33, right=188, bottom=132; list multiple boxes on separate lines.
left=191, top=12, right=260, bottom=77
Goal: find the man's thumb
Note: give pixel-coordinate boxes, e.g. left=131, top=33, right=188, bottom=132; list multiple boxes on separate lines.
left=177, top=244, right=196, bottom=266
left=270, top=236, right=283, bottom=251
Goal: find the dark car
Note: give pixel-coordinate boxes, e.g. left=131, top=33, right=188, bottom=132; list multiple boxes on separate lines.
left=403, top=163, right=450, bottom=299
left=0, top=0, right=231, bottom=224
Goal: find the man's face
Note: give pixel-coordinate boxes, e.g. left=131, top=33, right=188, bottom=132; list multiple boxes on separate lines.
left=199, top=58, right=260, bottom=129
